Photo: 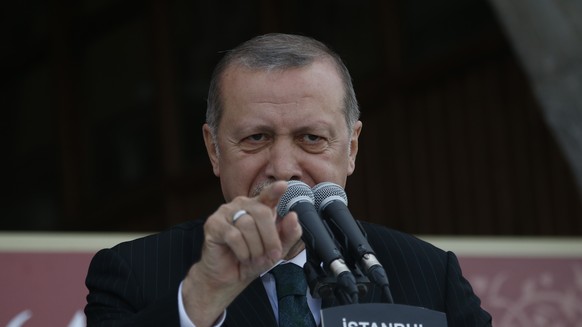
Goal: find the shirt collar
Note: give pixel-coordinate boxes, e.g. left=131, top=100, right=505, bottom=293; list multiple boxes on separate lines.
left=260, top=249, right=307, bottom=277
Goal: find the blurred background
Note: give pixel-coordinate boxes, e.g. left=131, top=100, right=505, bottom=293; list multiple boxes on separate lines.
left=4, top=0, right=582, bottom=235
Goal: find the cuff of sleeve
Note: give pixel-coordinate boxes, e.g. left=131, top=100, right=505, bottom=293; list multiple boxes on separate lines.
left=178, top=280, right=227, bottom=327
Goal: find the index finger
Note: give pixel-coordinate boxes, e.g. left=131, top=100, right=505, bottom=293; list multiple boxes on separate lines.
left=255, top=180, right=288, bottom=209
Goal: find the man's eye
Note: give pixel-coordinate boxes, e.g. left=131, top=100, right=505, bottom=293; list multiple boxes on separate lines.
left=239, top=133, right=270, bottom=152
left=246, top=134, right=265, bottom=142
left=303, top=134, right=322, bottom=143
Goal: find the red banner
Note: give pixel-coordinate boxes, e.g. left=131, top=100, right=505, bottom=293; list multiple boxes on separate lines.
left=0, top=252, right=91, bottom=327
left=1, top=236, right=581, bottom=326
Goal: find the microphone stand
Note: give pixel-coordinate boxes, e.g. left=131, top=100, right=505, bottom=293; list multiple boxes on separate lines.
left=303, top=249, right=369, bottom=305
left=326, top=216, right=395, bottom=304
left=311, top=248, right=448, bottom=327
left=306, top=244, right=448, bottom=327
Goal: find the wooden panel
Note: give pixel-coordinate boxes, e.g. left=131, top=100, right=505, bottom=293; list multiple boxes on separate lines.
left=351, top=49, right=582, bottom=235
left=5, top=0, right=582, bottom=235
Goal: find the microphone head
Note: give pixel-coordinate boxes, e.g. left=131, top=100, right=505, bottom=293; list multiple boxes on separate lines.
left=276, top=180, right=315, bottom=217
left=312, top=182, right=348, bottom=213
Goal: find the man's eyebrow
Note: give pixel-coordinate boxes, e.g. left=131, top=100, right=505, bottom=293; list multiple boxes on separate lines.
left=294, top=122, right=333, bottom=133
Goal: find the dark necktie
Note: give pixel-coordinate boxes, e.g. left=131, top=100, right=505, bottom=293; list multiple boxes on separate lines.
left=270, top=263, right=317, bottom=327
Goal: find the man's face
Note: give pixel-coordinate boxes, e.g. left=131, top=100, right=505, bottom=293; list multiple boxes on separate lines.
left=203, top=59, right=362, bottom=202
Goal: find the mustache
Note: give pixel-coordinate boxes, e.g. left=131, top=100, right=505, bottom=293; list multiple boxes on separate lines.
left=250, top=179, right=276, bottom=197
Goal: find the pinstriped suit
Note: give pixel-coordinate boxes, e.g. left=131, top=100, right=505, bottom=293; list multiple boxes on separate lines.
left=85, top=220, right=492, bottom=326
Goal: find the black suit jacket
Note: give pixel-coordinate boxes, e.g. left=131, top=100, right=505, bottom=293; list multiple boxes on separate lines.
left=85, top=220, right=492, bottom=326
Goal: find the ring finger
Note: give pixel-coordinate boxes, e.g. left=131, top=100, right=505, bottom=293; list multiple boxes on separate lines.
left=229, top=209, right=266, bottom=262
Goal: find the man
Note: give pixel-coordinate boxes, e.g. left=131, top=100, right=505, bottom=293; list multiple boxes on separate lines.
left=85, top=33, right=492, bottom=326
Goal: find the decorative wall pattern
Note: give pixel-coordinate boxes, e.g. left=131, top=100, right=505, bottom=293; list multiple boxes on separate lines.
left=1, top=237, right=580, bottom=326
left=461, top=257, right=582, bottom=326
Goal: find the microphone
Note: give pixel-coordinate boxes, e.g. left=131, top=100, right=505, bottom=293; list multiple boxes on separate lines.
left=312, top=182, right=393, bottom=303
left=277, top=180, right=358, bottom=300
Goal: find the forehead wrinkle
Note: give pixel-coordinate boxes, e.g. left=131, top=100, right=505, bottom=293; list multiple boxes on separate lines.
left=246, top=100, right=306, bottom=123
left=252, top=94, right=311, bottom=106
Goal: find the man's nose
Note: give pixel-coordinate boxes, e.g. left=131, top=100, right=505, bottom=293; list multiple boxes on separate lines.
left=265, top=139, right=302, bottom=181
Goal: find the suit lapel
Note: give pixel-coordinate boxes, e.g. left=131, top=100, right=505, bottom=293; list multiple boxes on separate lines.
left=225, top=278, right=277, bottom=327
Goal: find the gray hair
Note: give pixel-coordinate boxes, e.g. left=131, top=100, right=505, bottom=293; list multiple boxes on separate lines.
left=205, top=33, right=360, bottom=140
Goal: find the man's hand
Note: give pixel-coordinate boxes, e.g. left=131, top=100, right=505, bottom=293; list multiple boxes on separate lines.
left=181, top=180, right=303, bottom=327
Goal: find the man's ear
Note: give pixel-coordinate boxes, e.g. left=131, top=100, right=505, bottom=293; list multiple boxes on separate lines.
left=203, top=124, right=220, bottom=177
left=347, top=120, right=362, bottom=176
